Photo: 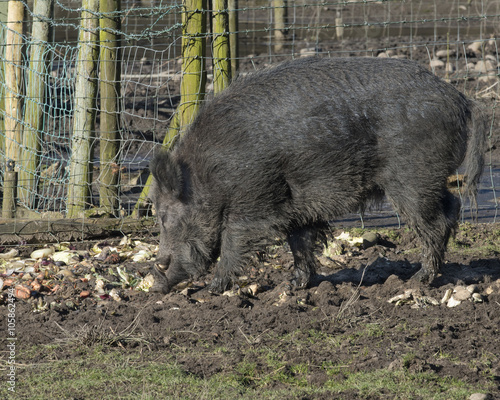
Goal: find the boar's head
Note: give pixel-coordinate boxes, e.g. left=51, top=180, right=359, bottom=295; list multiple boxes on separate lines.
left=149, top=151, right=221, bottom=293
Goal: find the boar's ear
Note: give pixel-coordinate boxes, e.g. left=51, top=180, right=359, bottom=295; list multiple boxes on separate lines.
left=150, top=151, right=184, bottom=198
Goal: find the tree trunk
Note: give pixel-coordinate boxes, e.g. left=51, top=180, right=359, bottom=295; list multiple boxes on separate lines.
left=131, top=113, right=179, bottom=218
left=179, top=0, right=207, bottom=130
left=132, top=0, right=207, bottom=218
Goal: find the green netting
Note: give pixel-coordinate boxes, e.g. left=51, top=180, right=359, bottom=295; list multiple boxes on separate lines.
left=0, top=0, right=498, bottom=225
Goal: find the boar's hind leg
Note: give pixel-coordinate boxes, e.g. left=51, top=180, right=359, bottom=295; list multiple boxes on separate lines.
left=287, top=225, right=326, bottom=288
left=400, top=189, right=460, bottom=283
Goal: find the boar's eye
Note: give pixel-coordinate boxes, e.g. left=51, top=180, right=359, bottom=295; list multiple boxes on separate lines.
left=159, top=207, right=180, bottom=229
left=160, top=213, right=167, bottom=226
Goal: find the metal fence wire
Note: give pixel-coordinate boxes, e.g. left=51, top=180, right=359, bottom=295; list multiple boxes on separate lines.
left=0, top=0, right=498, bottom=237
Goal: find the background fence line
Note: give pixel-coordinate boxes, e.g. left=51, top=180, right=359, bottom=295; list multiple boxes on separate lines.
left=0, top=0, right=498, bottom=243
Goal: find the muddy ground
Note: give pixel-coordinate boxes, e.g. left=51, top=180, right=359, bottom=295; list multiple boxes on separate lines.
left=1, top=222, right=499, bottom=398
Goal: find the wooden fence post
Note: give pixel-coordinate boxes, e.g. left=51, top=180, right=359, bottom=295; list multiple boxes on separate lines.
left=212, top=0, right=230, bottom=94
left=19, top=0, right=54, bottom=209
left=4, top=0, right=24, bottom=167
left=2, top=160, right=17, bottom=218
left=0, top=2, right=8, bottom=157
left=2, top=0, right=24, bottom=218
left=99, top=0, right=121, bottom=216
left=273, top=0, right=287, bottom=53
left=228, top=0, right=239, bottom=76
left=67, top=0, right=99, bottom=218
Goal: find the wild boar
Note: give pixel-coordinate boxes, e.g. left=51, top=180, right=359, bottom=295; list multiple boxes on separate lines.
left=149, top=57, right=488, bottom=294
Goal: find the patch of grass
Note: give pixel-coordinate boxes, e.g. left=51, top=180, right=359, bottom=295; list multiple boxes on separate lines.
left=233, top=361, right=258, bottom=386
left=321, top=360, right=352, bottom=376
left=448, top=234, right=498, bottom=255
left=6, top=330, right=497, bottom=400
left=402, top=352, right=418, bottom=369
left=448, top=223, right=500, bottom=256
left=363, top=323, right=385, bottom=338
left=434, top=348, right=461, bottom=363
left=374, top=227, right=402, bottom=242
left=346, top=227, right=366, bottom=238
left=305, top=329, right=342, bottom=347
left=467, top=350, right=499, bottom=379
left=7, top=345, right=322, bottom=399
left=401, top=247, right=421, bottom=255
left=324, top=368, right=485, bottom=400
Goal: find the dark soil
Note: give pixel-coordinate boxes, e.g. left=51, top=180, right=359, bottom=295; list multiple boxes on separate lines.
left=2, top=223, right=499, bottom=398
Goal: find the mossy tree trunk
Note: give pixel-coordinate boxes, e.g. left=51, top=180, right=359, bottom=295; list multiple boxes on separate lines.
left=99, top=0, right=121, bottom=216
left=67, top=0, right=99, bottom=218
left=131, top=112, right=179, bottom=218
left=132, top=0, right=207, bottom=218
left=179, top=0, right=207, bottom=129
left=18, top=0, right=54, bottom=209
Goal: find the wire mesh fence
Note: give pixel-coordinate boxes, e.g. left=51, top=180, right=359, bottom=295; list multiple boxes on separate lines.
left=0, top=0, right=498, bottom=242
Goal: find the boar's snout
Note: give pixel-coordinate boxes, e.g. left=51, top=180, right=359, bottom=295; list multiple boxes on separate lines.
left=150, top=262, right=171, bottom=294
left=156, top=254, right=172, bottom=271
left=149, top=255, right=174, bottom=294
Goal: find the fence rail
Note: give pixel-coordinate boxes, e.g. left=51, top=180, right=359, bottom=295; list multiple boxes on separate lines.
left=0, top=0, right=498, bottom=243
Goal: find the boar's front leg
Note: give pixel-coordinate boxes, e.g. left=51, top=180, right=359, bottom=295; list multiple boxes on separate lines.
left=287, top=225, right=326, bottom=288
left=207, top=226, right=246, bottom=294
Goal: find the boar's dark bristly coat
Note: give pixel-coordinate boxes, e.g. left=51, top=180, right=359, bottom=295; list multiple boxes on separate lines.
left=149, top=57, right=488, bottom=294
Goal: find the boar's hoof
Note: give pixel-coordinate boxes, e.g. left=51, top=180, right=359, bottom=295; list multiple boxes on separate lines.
left=291, top=278, right=310, bottom=289
left=290, top=271, right=313, bottom=289
left=208, top=275, right=232, bottom=294
left=411, top=267, right=436, bottom=284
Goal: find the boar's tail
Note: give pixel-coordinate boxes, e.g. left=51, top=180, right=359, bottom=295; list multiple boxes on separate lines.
left=463, top=100, right=489, bottom=211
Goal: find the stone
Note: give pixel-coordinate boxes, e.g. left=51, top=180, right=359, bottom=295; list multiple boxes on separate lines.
left=475, top=60, right=495, bottom=73
left=430, top=59, right=445, bottom=68
left=441, top=288, right=453, bottom=304
left=466, top=284, right=478, bottom=294
left=362, top=232, right=378, bottom=249
left=467, top=41, right=483, bottom=53
left=446, top=296, right=462, bottom=308
left=300, top=47, right=319, bottom=57
left=469, top=393, right=492, bottom=400
left=453, top=286, right=472, bottom=301
left=472, top=293, right=483, bottom=303
left=436, top=49, right=456, bottom=58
